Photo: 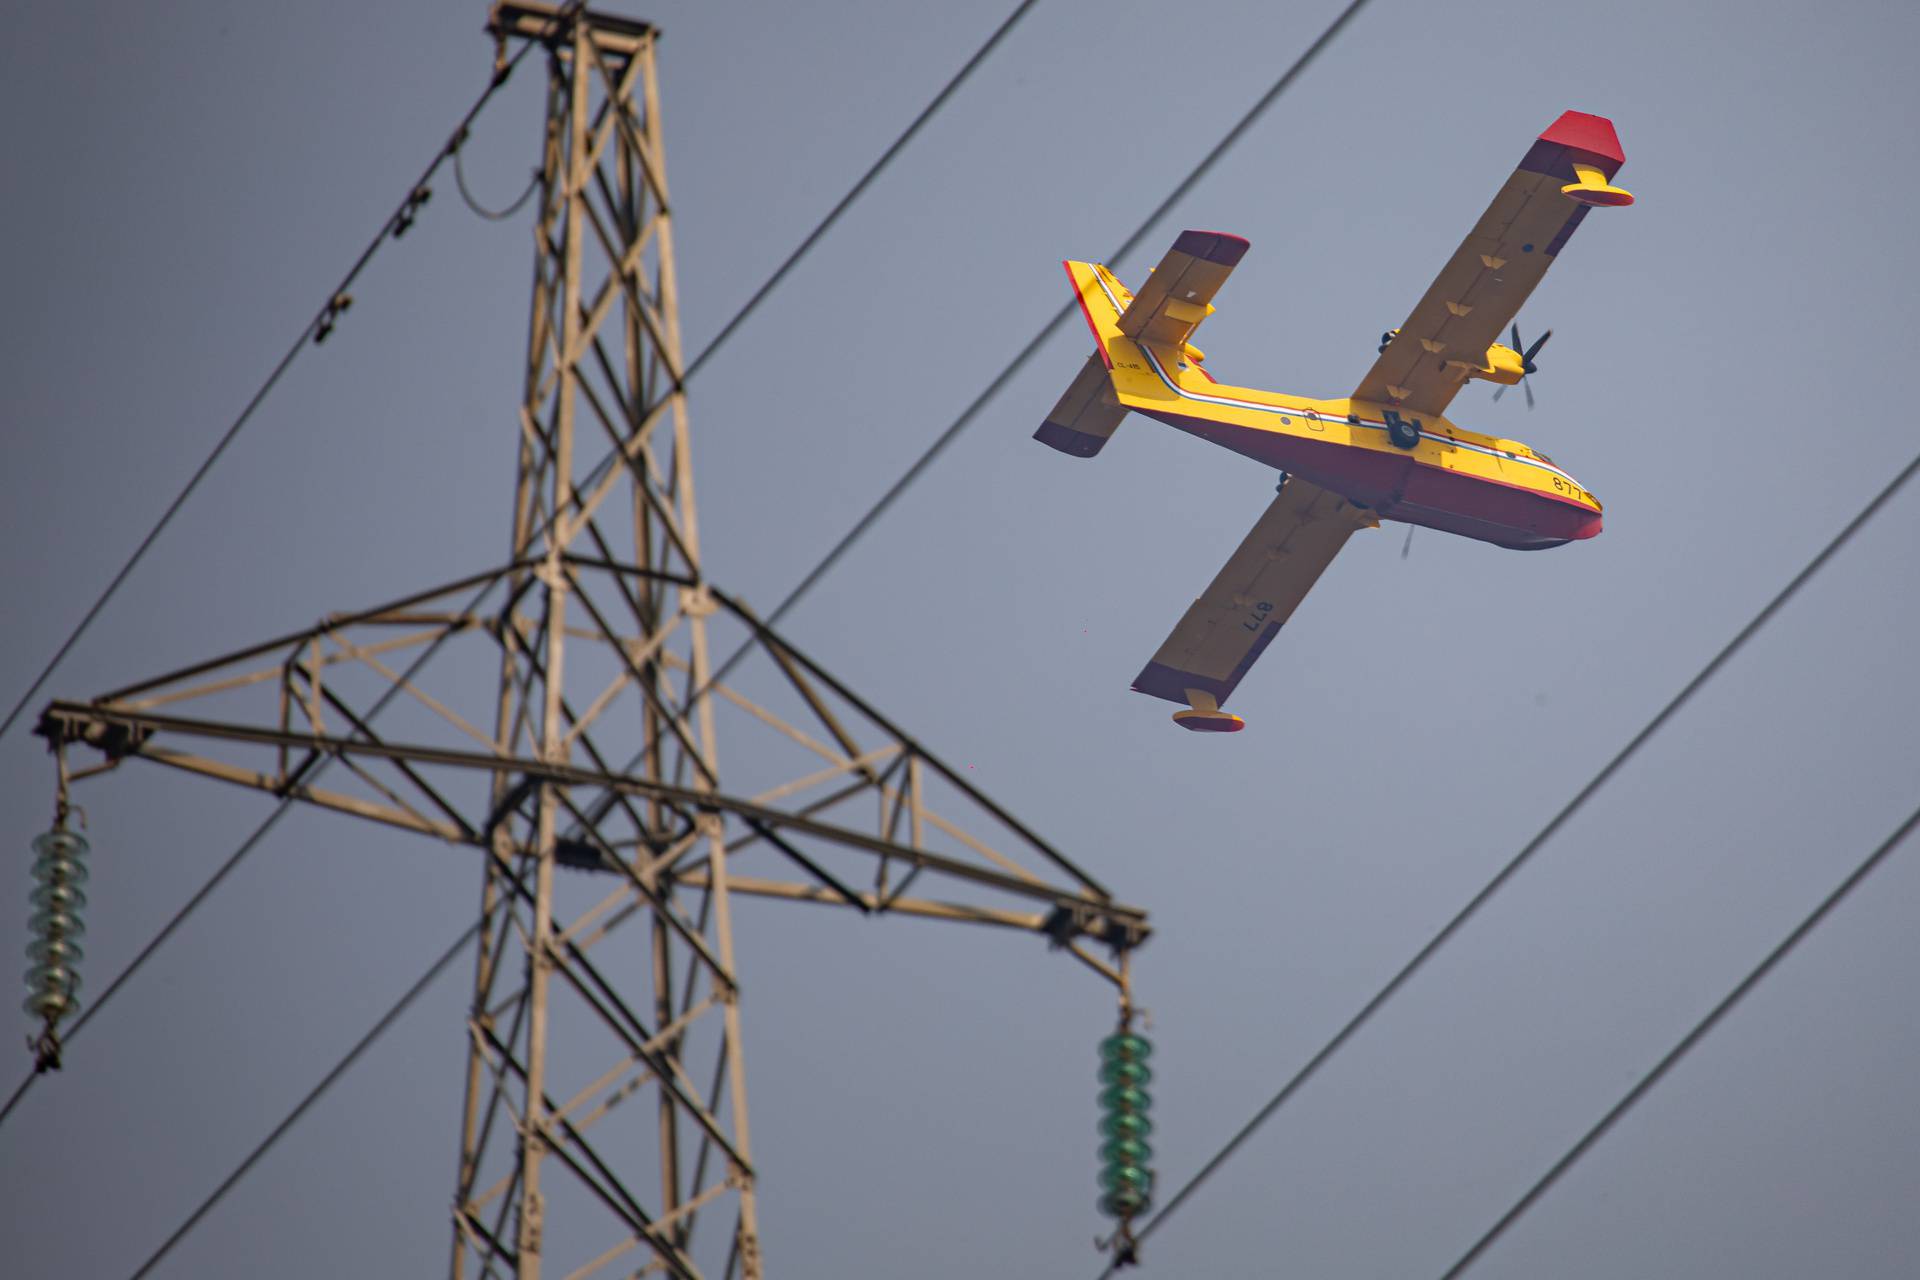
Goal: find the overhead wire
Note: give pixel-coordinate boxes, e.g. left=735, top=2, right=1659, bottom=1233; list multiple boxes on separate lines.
left=1099, top=446, right=1920, bottom=1273
left=1437, top=799, right=1920, bottom=1279
left=0, top=36, right=540, bottom=749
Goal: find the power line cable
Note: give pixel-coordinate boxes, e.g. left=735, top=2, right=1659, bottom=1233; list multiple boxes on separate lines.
left=126, top=919, right=481, bottom=1280
left=1437, top=798, right=1920, bottom=1279
left=0, top=570, right=506, bottom=1131
left=1099, top=446, right=1920, bottom=1273
left=0, top=38, right=538, bottom=750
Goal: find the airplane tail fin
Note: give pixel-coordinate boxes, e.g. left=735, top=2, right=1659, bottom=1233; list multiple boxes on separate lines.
left=1033, top=261, right=1128, bottom=458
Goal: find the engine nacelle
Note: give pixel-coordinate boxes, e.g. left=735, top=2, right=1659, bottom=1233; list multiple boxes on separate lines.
left=1470, top=340, right=1527, bottom=385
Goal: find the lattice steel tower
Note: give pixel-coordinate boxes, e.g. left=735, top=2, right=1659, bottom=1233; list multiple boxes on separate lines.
left=32, top=4, right=1149, bottom=1277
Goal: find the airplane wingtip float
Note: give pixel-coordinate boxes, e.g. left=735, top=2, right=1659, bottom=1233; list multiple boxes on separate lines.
left=1036, top=110, right=1632, bottom=733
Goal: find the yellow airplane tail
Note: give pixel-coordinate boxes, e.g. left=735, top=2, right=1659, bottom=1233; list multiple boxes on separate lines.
left=1034, top=233, right=1247, bottom=458
left=1033, top=261, right=1128, bottom=458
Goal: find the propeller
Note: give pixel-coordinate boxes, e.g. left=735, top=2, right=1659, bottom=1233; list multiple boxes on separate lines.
left=1492, top=323, right=1552, bottom=407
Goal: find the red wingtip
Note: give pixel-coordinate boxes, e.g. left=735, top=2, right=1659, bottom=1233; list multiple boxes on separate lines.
left=1539, top=110, right=1625, bottom=166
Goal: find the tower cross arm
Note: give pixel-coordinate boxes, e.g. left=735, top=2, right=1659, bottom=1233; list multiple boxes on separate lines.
left=36, top=701, right=1150, bottom=946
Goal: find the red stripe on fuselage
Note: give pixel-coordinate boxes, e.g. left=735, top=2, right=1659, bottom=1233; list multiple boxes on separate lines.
left=1065, top=261, right=1114, bottom=369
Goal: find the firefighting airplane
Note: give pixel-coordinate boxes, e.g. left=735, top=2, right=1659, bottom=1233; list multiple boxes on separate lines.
left=1035, top=110, right=1633, bottom=732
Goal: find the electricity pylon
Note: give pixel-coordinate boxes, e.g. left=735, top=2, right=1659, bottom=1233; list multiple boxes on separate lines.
left=32, top=5, right=1149, bottom=1277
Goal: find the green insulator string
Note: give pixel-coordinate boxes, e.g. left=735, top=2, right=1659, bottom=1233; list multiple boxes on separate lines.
left=25, top=831, right=88, bottom=1017
left=26, top=751, right=87, bottom=1071
left=1096, top=945, right=1149, bottom=1268
left=1097, top=1026, right=1155, bottom=1225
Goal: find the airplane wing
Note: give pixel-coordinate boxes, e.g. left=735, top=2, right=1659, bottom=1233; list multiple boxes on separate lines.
left=1352, top=110, right=1630, bottom=419
left=1117, top=229, right=1248, bottom=349
left=1133, top=476, right=1376, bottom=727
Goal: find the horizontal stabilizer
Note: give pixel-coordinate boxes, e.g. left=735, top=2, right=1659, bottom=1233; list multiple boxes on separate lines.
left=1117, top=230, right=1248, bottom=350
left=1034, top=353, right=1126, bottom=458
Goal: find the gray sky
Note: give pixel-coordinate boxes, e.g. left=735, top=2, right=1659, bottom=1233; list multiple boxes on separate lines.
left=5, top=0, right=1920, bottom=1276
